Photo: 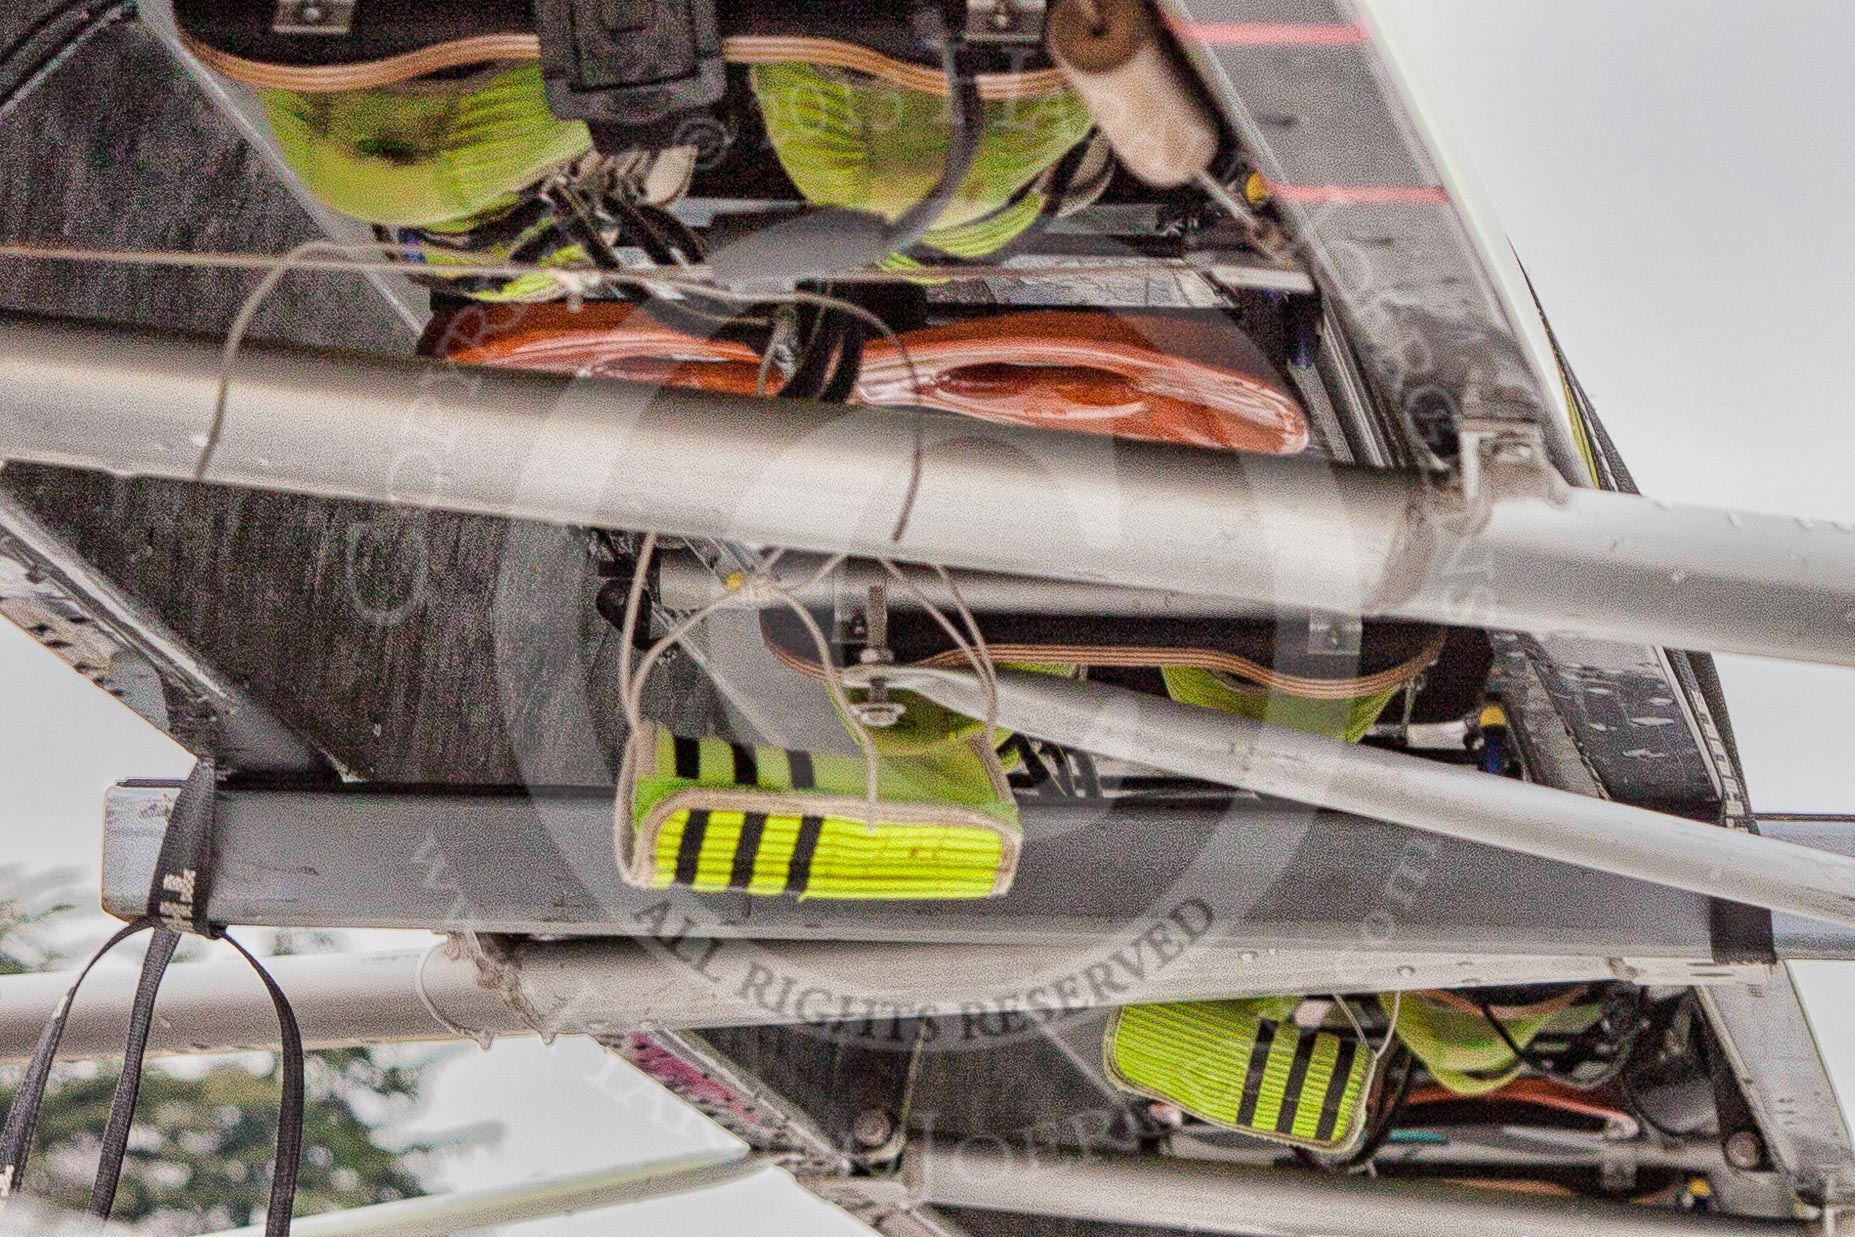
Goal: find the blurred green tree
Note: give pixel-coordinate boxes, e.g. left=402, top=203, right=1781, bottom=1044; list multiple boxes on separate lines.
left=0, top=872, right=482, bottom=1233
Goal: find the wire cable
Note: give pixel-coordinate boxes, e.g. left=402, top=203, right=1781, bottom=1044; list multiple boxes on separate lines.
left=1615, top=1062, right=1695, bottom=1143
left=1472, top=989, right=1643, bottom=1093
left=613, top=538, right=898, bottom=827
left=880, top=7, right=984, bottom=260
left=199, top=238, right=377, bottom=480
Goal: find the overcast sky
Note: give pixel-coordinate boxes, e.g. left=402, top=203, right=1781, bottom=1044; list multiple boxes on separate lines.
left=4, top=1, right=1855, bottom=1233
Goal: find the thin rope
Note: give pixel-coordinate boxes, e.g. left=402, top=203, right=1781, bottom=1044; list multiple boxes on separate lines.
left=0, top=242, right=1268, bottom=289
left=415, top=938, right=495, bottom=1050
left=616, top=543, right=837, bottom=734
left=889, top=409, right=928, bottom=544
left=614, top=532, right=658, bottom=723
left=933, top=563, right=1003, bottom=750
left=1332, top=988, right=1403, bottom=1070
left=614, top=539, right=891, bottom=826
left=0, top=240, right=568, bottom=280
left=755, top=308, right=790, bottom=398
left=874, top=560, right=1001, bottom=750
left=934, top=565, right=1000, bottom=696
left=198, top=239, right=385, bottom=480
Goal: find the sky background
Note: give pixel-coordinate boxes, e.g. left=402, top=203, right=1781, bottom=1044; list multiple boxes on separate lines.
left=3, top=1, right=1855, bottom=1232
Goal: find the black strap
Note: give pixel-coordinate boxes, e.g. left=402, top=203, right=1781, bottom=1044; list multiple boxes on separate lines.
left=90, top=924, right=180, bottom=1216
left=0, top=918, right=152, bottom=1200
left=148, top=758, right=219, bottom=938
left=219, top=933, right=307, bottom=1237
left=1274, top=1032, right=1320, bottom=1135
left=1034, top=126, right=1095, bottom=221
left=0, top=761, right=304, bottom=1234
left=785, top=749, right=815, bottom=790
left=1313, top=1035, right=1361, bottom=1144
left=774, top=750, right=821, bottom=895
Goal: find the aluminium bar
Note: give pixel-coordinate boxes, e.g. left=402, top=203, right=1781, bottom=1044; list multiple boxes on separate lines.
left=655, top=549, right=1277, bottom=617
left=1168, top=1128, right=1741, bottom=1175
left=1754, top=819, right=1855, bottom=962
left=0, top=941, right=1759, bottom=1064
left=102, top=781, right=1802, bottom=958
left=2, top=313, right=1854, bottom=668
left=0, top=1200, right=138, bottom=1236
left=198, top=1153, right=767, bottom=1237
left=1702, top=963, right=1855, bottom=1204
left=903, top=1141, right=1810, bottom=1237
left=868, top=666, right=1855, bottom=932
left=1164, top=0, right=1589, bottom=483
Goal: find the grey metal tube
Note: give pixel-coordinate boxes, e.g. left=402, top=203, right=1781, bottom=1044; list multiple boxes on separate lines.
left=0, top=940, right=1753, bottom=1063
left=1168, top=1130, right=1737, bottom=1174
left=1758, top=819, right=1855, bottom=960
left=99, top=782, right=1763, bottom=956
left=198, top=1153, right=766, bottom=1237
left=655, top=550, right=1277, bottom=618
left=874, top=666, right=1855, bottom=932
left=905, top=1142, right=1806, bottom=1236
left=3, top=313, right=1854, bottom=667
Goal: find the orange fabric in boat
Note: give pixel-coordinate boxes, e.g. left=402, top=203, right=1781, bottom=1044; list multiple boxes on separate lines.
left=439, top=302, right=775, bottom=396
left=1405, top=1077, right=1632, bottom=1127
left=860, top=311, right=1307, bottom=454
left=439, top=305, right=1307, bottom=454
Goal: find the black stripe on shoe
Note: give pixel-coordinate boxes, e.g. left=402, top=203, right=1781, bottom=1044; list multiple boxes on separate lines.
left=674, top=810, right=710, bottom=886
left=1274, top=1032, right=1320, bottom=1135
left=786, top=815, right=824, bottom=894
left=730, top=744, right=759, bottom=787
left=1313, top=1034, right=1361, bottom=1144
left=1235, top=1019, right=1277, bottom=1128
left=674, top=736, right=702, bottom=780
left=731, top=813, right=768, bottom=890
